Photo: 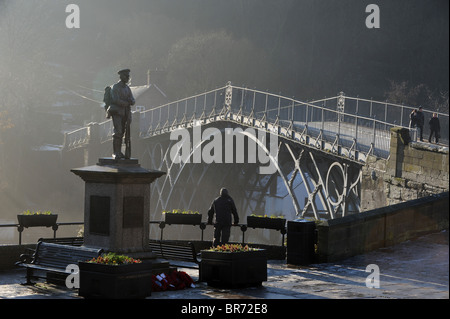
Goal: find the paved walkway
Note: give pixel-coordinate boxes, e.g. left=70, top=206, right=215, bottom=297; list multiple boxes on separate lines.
left=0, top=231, right=448, bottom=300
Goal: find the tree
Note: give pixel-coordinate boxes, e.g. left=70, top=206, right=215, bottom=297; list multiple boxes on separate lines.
left=164, top=30, right=279, bottom=99
left=0, top=0, right=63, bottom=205
left=0, top=1, right=62, bottom=135
left=385, top=80, right=449, bottom=113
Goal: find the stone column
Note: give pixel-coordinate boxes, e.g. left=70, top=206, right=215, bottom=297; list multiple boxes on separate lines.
left=71, top=158, right=165, bottom=259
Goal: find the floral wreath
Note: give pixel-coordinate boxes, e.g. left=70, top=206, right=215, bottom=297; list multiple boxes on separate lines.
left=152, top=271, right=195, bottom=292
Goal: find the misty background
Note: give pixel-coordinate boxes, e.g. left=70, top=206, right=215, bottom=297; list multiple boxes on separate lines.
left=0, top=0, right=448, bottom=241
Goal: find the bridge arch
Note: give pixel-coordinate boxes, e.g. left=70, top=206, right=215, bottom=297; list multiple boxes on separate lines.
left=62, top=82, right=448, bottom=225
left=139, top=120, right=362, bottom=225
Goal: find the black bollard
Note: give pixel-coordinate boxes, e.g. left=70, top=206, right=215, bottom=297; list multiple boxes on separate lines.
left=286, top=219, right=316, bottom=265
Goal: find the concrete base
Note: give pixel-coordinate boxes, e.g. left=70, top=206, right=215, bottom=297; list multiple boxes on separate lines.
left=71, top=158, right=165, bottom=257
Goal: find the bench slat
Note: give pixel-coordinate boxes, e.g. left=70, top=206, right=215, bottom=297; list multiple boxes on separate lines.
left=38, top=237, right=84, bottom=246
left=149, top=240, right=199, bottom=266
left=23, top=264, right=74, bottom=274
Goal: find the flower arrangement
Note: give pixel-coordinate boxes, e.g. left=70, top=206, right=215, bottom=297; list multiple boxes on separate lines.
left=250, top=213, right=285, bottom=219
left=87, top=253, right=142, bottom=265
left=79, top=253, right=151, bottom=298
left=17, top=210, right=58, bottom=228
left=21, top=210, right=53, bottom=215
left=247, top=214, right=286, bottom=230
left=152, top=271, right=195, bottom=292
left=163, top=209, right=202, bottom=225
left=163, top=209, right=200, bottom=215
left=207, top=244, right=259, bottom=253
left=201, top=244, right=267, bottom=287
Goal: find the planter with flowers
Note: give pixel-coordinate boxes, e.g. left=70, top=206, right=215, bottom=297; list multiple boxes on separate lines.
left=17, top=210, right=58, bottom=228
left=163, top=209, right=202, bottom=225
left=247, top=214, right=286, bottom=231
left=78, top=253, right=152, bottom=299
left=200, top=244, right=267, bottom=287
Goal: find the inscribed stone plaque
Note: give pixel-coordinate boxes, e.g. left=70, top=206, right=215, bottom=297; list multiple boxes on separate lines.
left=123, top=196, right=144, bottom=228
left=89, top=196, right=110, bottom=235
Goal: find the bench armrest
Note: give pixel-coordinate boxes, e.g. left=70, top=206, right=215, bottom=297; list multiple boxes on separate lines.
left=17, top=253, right=32, bottom=264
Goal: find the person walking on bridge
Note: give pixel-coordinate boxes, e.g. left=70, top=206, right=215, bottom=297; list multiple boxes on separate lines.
left=207, top=188, right=239, bottom=247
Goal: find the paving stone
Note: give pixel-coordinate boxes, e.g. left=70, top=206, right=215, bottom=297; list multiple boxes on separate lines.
left=0, top=231, right=447, bottom=300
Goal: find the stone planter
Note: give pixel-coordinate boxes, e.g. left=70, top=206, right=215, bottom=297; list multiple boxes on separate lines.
left=247, top=216, right=286, bottom=230
left=200, top=249, right=267, bottom=287
left=164, top=213, right=202, bottom=225
left=17, top=214, right=58, bottom=228
left=78, top=261, right=152, bottom=299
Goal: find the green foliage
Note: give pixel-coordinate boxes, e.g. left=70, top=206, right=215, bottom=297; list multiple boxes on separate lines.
left=207, top=244, right=259, bottom=253
left=165, top=30, right=276, bottom=99
left=250, top=214, right=285, bottom=219
left=21, top=210, right=53, bottom=215
left=87, top=253, right=141, bottom=265
left=163, top=209, right=200, bottom=215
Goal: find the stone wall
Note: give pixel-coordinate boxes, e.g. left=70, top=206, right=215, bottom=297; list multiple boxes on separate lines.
left=361, top=127, right=449, bottom=211
left=317, top=192, right=449, bottom=262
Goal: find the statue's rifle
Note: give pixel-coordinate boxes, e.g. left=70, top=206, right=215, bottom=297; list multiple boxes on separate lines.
left=124, top=105, right=131, bottom=159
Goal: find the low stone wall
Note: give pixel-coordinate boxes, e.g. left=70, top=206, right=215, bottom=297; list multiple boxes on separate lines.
left=317, top=192, right=449, bottom=262
left=0, top=244, right=35, bottom=271
left=361, top=127, right=448, bottom=211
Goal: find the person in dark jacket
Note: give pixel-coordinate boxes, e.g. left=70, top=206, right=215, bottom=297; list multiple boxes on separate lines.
left=416, top=106, right=425, bottom=141
left=409, top=109, right=417, bottom=129
left=207, top=188, right=239, bottom=246
left=428, top=113, right=441, bottom=144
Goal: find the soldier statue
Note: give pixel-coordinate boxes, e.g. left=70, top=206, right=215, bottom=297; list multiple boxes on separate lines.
left=106, top=69, right=135, bottom=159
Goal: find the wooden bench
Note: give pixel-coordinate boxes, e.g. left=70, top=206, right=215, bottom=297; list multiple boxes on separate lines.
left=38, top=237, right=84, bottom=246
left=149, top=240, right=200, bottom=269
left=16, top=241, right=103, bottom=285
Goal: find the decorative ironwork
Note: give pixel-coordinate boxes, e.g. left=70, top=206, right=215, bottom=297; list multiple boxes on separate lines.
left=224, top=81, right=233, bottom=110
left=337, top=91, right=345, bottom=122
left=63, top=82, right=449, bottom=224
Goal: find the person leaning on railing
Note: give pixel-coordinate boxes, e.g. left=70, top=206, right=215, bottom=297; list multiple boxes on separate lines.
left=428, top=113, right=441, bottom=144
left=409, top=109, right=417, bottom=129
left=207, top=188, right=239, bottom=247
left=416, top=106, right=425, bottom=142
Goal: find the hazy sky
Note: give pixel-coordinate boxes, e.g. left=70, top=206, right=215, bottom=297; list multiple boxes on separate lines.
left=1, top=0, right=448, bottom=100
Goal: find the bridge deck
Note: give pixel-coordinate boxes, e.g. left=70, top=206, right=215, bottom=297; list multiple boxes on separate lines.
left=64, top=84, right=448, bottom=163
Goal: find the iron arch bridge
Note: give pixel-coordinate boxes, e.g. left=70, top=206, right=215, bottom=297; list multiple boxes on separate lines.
left=64, top=82, right=449, bottom=224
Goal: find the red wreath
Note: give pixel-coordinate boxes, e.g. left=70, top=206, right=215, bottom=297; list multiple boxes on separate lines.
left=152, top=271, right=195, bottom=292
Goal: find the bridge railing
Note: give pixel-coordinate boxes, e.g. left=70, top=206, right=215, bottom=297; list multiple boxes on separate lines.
left=137, top=85, right=393, bottom=160
left=343, top=96, right=449, bottom=145
left=63, top=126, right=89, bottom=150
left=64, top=82, right=448, bottom=158
left=227, top=86, right=448, bottom=157
left=228, top=86, right=393, bottom=159
left=139, top=86, right=227, bottom=138
left=98, top=119, right=114, bottom=144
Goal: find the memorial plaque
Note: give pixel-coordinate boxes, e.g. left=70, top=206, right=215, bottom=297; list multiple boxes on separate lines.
left=123, top=196, right=144, bottom=228
left=89, top=196, right=110, bottom=235
left=72, top=158, right=165, bottom=256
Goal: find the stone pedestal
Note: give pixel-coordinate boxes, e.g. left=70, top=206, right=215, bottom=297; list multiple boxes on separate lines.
left=71, top=158, right=165, bottom=259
